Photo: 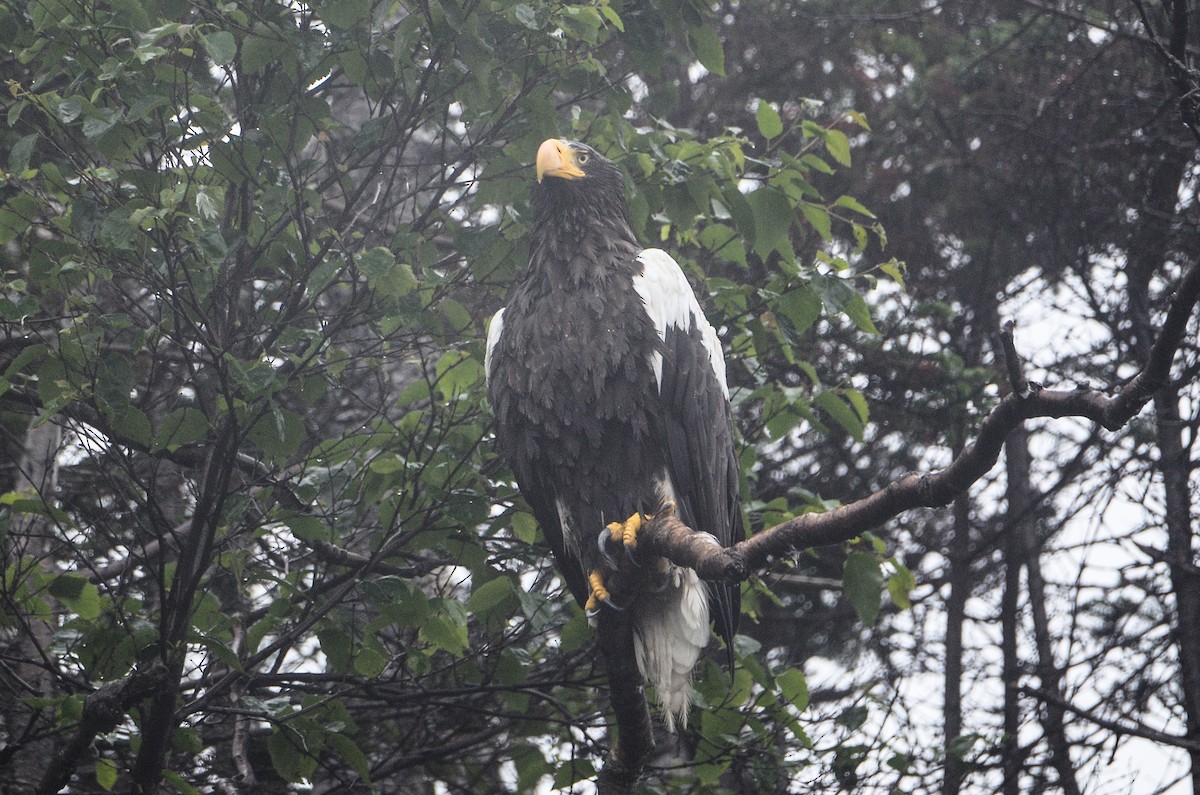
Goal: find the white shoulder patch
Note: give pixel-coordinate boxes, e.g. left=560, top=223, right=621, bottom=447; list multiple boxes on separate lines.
left=632, top=249, right=728, bottom=398
left=484, top=307, right=505, bottom=385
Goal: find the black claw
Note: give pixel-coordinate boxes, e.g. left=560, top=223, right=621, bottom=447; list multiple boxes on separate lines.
left=597, top=528, right=619, bottom=569
left=597, top=595, right=626, bottom=612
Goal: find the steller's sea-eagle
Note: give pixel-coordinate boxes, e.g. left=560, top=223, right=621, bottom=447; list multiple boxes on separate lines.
left=485, top=138, right=743, bottom=730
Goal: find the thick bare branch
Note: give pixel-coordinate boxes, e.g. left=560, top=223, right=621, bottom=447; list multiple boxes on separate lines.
left=594, top=610, right=655, bottom=795
left=640, top=259, right=1200, bottom=576
left=598, top=259, right=1200, bottom=790
left=34, top=663, right=170, bottom=795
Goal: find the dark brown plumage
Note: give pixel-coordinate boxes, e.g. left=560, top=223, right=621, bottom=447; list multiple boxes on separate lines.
left=485, top=139, right=743, bottom=729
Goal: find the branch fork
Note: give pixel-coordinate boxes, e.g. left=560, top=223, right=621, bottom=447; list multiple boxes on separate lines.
left=594, top=259, right=1200, bottom=793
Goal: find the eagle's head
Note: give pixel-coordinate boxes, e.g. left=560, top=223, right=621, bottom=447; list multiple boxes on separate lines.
left=536, top=138, right=612, bottom=184
left=530, top=138, right=633, bottom=244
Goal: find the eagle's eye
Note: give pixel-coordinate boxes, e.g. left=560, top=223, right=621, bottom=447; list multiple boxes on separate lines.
left=577, top=152, right=590, bottom=165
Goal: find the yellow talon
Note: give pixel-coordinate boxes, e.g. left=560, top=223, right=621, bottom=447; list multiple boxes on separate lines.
left=623, top=513, right=642, bottom=548
left=607, top=514, right=642, bottom=549
left=608, top=504, right=673, bottom=551
left=585, top=569, right=610, bottom=611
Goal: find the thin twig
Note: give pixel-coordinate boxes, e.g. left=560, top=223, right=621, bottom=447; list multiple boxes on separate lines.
left=1019, top=684, right=1200, bottom=752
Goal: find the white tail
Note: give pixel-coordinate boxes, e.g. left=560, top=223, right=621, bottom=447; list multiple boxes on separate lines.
left=632, top=567, right=711, bottom=732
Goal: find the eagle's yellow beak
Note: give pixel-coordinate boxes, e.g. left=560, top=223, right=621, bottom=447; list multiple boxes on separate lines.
left=536, top=139, right=586, bottom=183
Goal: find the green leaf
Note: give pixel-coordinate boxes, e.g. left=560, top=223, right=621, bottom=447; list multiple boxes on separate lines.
left=316, top=0, right=369, bottom=28
left=847, top=109, right=871, bottom=130
left=843, top=552, right=882, bottom=625
left=824, top=128, right=852, bottom=166
left=851, top=222, right=869, bottom=252
left=467, top=575, right=514, bottom=615
left=688, top=24, right=725, bottom=76
left=434, top=349, right=482, bottom=400
left=777, top=667, right=809, bottom=710
left=814, top=275, right=879, bottom=335
left=201, top=31, right=237, bottom=66
left=368, top=453, right=404, bottom=475
left=56, top=96, right=83, bottom=124
left=239, top=30, right=279, bottom=74
left=880, top=259, right=906, bottom=289
left=598, top=2, right=623, bottom=31
left=949, top=732, right=982, bottom=760
left=196, top=631, right=243, bottom=670
left=0, top=194, right=37, bottom=245
left=801, top=153, right=835, bottom=175
left=842, top=292, right=880, bottom=335
left=283, top=514, right=330, bottom=542
left=559, top=612, right=591, bottom=652
left=834, top=194, right=876, bottom=219
left=1, top=491, right=70, bottom=524
left=153, top=407, right=209, bottom=452
left=353, top=642, right=388, bottom=677
left=755, top=100, right=783, bottom=140
left=560, top=5, right=602, bottom=43
left=512, top=511, right=538, bottom=544
left=887, top=561, right=916, bottom=610
left=744, top=187, right=792, bottom=256
left=82, top=107, right=122, bottom=139
left=800, top=203, right=832, bottom=240
left=844, top=387, right=870, bottom=425
left=95, top=757, right=118, bottom=791
left=162, top=770, right=202, bottom=795
left=327, top=732, right=372, bottom=785
left=318, top=627, right=353, bottom=672
left=358, top=246, right=416, bottom=300
left=813, top=390, right=864, bottom=441
left=512, top=3, right=545, bottom=29
left=773, top=286, right=821, bottom=336
left=48, top=574, right=103, bottom=620
left=8, top=134, right=37, bottom=175
left=837, top=704, right=870, bottom=730
left=268, top=724, right=315, bottom=783
left=248, top=405, right=305, bottom=463
left=420, top=613, right=468, bottom=656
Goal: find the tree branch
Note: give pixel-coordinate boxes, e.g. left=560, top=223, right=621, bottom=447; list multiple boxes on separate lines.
left=1019, top=684, right=1200, bottom=753
left=594, top=260, right=1200, bottom=788
left=594, top=610, right=655, bottom=795
left=34, top=662, right=171, bottom=795
left=641, top=259, right=1200, bottom=576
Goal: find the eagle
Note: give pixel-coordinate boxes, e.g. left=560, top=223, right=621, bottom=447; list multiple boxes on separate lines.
left=485, top=138, right=743, bottom=730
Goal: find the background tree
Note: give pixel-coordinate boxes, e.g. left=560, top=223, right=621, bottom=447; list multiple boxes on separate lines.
left=1, top=0, right=1197, bottom=794
left=659, top=1, right=1200, bottom=792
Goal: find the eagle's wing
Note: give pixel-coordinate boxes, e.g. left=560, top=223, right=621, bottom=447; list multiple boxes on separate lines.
left=632, top=249, right=744, bottom=650
left=485, top=308, right=591, bottom=606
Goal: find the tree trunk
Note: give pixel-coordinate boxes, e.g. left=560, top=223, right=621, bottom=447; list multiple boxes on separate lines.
left=1153, top=387, right=1200, bottom=792
left=594, top=608, right=655, bottom=795
left=942, top=462, right=971, bottom=795
left=1007, top=423, right=1082, bottom=795
left=1000, top=516, right=1023, bottom=795
left=1124, top=147, right=1199, bottom=788
left=0, top=422, right=63, bottom=794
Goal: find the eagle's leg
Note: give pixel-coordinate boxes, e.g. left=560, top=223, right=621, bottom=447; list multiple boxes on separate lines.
left=585, top=570, right=611, bottom=613
left=600, top=502, right=675, bottom=562
left=589, top=503, right=678, bottom=613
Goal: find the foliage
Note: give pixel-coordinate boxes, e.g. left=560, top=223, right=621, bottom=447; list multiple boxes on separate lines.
left=0, top=0, right=900, bottom=791
left=674, top=1, right=1200, bottom=792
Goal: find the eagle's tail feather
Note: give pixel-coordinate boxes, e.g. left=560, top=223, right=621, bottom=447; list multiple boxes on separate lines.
left=632, top=567, right=711, bottom=732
